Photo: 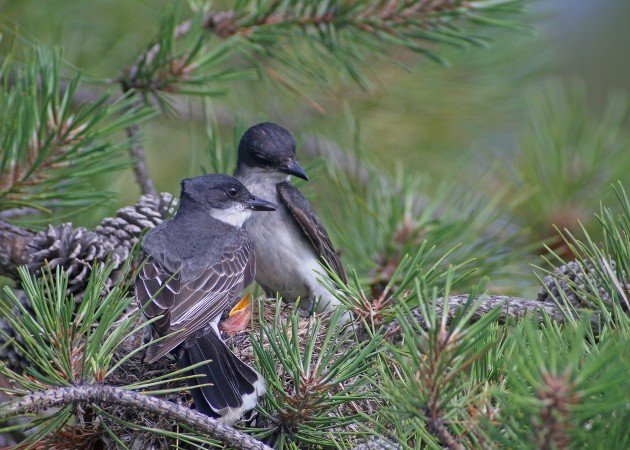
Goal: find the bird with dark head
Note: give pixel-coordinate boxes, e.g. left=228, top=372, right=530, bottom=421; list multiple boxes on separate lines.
left=236, top=122, right=308, bottom=180
left=135, top=173, right=276, bottom=424
left=234, top=122, right=348, bottom=315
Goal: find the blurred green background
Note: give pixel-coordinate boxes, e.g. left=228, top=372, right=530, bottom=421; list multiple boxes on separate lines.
left=2, top=0, right=629, bottom=295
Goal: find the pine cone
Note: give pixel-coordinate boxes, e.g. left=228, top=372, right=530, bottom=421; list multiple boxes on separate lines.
left=24, top=193, right=177, bottom=296
left=0, top=290, right=32, bottom=373
left=95, top=192, right=177, bottom=263
left=28, top=224, right=115, bottom=295
left=537, top=259, right=630, bottom=310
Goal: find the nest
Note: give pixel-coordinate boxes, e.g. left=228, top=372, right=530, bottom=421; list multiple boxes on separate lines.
left=106, top=300, right=380, bottom=448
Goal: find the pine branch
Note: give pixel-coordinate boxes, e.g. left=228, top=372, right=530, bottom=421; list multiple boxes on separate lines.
left=379, top=275, right=505, bottom=449
left=0, top=217, right=561, bottom=325
left=123, top=18, right=197, bottom=87
left=49, top=76, right=372, bottom=180
left=0, top=47, right=154, bottom=218
left=121, top=0, right=523, bottom=94
left=0, top=197, right=593, bottom=327
left=427, top=294, right=574, bottom=324
left=250, top=306, right=381, bottom=447
left=490, top=317, right=629, bottom=448
left=3, top=75, right=158, bottom=199
left=0, top=193, right=176, bottom=372
left=0, top=385, right=272, bottom=450
left=0, top=194, right=590, bottom=381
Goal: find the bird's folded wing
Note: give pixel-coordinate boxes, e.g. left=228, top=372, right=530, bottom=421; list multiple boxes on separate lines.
left=277, top=181, right=347, bottom=283
left=135, top=240, right=255, bottom=363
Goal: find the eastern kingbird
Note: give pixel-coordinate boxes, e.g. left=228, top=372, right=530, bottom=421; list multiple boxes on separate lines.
left=234, top=122, right=348, bottom=314
left=135, top=174, right=276, bottom=424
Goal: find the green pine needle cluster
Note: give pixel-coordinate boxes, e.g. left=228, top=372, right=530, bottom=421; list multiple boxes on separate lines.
left=250, top=303, right=381, bottom=448
left=121, top=0, right=524, bottom=101
left=0, top=48, right=154, bottom=222
left=0, top=262, right=227, bottom=448
left=537, top=182, right=630, bottom=323
left=321, top=160, right=527, bottom=293
left=491, top=316, right=629, bottom=449
left=377, top=282, right=502, bottom=448
left=0, top=262, right=137, bottom=444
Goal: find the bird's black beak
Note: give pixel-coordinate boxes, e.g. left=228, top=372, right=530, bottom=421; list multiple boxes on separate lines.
left=279, top=160, right=309, bottom=181
left=246, top=196, right=277, bottom=211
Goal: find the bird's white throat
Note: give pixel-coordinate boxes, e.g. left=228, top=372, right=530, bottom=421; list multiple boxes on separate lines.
left=209, top=204, right=252, bottom=227
left=236, top=165, right=290, bottom=185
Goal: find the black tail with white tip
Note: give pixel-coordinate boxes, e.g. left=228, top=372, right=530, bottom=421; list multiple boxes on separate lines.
left=177, top=328, right=265, bottom=424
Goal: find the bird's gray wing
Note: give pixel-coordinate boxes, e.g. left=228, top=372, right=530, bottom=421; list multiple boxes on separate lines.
left=277, top=181, right=347, bottom=283
left=135, top=239, right=255, bottom=363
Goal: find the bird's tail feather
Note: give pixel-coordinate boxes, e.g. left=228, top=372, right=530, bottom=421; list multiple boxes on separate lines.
left=177, top=329, right=265, bottom=424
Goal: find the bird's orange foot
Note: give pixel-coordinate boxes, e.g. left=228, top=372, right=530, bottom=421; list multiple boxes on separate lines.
left=220, top=293, right=252, bottom=335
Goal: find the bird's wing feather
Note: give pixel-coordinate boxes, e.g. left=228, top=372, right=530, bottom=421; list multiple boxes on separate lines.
left=135, top=239, right=255, bottom=363
left=277, top=181, right=347, bottom=283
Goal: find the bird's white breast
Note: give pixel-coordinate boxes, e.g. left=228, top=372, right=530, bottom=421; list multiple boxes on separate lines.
left=237, top=172, right=322, bottom=301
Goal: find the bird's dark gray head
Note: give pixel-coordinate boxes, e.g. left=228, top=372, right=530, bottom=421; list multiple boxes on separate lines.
left=236, top=122, right=308, bottom=181
left=178, top=174, right=276, bottom=227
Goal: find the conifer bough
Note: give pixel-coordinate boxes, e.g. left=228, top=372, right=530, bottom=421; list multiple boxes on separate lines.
left=0, top=190, right=601, bottom=377
left=121, top=0, right=524, bottom=94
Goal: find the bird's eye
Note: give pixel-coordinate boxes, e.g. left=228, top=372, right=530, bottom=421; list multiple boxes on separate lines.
left=227, top=187, right=239, bottom=198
